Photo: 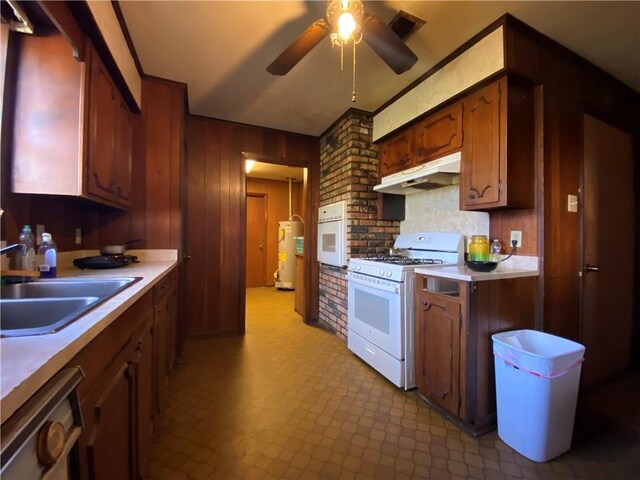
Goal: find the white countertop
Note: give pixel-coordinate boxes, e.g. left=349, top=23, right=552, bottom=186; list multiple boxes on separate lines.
left=414, top=264, right=538, bottom=281
left=0, top=250, right=178, bottom=424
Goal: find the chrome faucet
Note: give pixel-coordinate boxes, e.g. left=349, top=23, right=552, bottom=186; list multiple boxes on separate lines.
left=0, top=244, right=26, bottom=255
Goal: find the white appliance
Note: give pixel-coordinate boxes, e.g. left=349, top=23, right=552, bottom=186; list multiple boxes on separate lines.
left=347, top=232, right=464, bottom=389
left=275, top=220, right=302, bottom=289
left=373, top=151, right=461, bottom=195
left=317, top=200, right=347, bottom=267
left=0, top=367, right=84, bottom=479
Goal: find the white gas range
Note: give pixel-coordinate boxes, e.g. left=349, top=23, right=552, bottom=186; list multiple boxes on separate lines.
left=347, top=232, right=464, bottom=389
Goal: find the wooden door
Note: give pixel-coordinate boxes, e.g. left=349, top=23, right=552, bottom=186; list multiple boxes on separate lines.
left=246, top=194, right=267, bottom=288
left=581, top=114, right=634, bottom=387
left=379, top=128, right=414, bottom=177
left=87, top=50, right=116, bottom=201
left=461, top=79, right=503, bottom=209
left=414, top=101, right=462, bottom=164
left=135, top=319, right=154, bottom=479
left=415, top=291, right=461, bottom=415
left=86, top=360, right=135, bottom=480
left=114, top=97, right=133, bottom=207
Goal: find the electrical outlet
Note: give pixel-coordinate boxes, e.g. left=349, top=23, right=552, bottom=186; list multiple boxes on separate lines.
left=567, top=194, right=578, bottom=213
left=36, top=224, right=45, bottom=245
left=75, top=228, right=82, bottom=245
left=510, top=230, right=522, bottom=248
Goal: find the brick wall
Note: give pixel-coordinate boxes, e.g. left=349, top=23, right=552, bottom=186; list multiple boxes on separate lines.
left=318, top=109, right=400, bottom=341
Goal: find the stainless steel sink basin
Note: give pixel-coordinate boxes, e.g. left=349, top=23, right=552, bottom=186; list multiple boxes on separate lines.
left=0, top=277, right=141, bottom=337
left=1, top=277, right=139, bottom=299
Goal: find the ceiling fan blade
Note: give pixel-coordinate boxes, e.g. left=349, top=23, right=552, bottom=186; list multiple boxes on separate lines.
left=267, top=19, right=331, bottom=75
left=362, top=13, right=418, bottom=74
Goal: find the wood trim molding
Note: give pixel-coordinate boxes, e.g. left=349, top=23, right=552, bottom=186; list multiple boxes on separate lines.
left=36, top=1, right=85, bottom=60
left=111, top=0, right=143, bottom=76
left=66, top=1, right=140, bottom=113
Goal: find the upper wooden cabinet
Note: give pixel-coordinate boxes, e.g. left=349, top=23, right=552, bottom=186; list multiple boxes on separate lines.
left=379, top=128, right=414, bottom=177
left=86, top=47, right=133, bottom=208
left=10, top=33, right=133, bottom=210
left=414, top=102, right=463, bottom=164
left=460, top=77, right=534, bottom=210
left=378, top=101, right=463, bottom=177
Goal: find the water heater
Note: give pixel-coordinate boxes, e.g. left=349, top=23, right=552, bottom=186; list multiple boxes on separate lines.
left=275, top=220, right=302, bottom=289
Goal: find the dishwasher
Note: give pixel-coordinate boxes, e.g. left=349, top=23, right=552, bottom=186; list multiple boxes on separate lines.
left=1, top=367, right=84, bottom=479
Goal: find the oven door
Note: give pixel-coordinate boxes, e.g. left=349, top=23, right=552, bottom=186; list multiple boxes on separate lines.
left=317, top=220, right=345, bottom=267
left=347, top=271, right=404, bottom=359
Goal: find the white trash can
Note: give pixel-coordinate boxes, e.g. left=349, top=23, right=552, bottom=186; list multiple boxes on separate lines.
left=492, top=329, right=585, bottom=462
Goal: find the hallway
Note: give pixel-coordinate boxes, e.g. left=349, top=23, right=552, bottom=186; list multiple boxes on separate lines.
left=145, top=287, right=640, bottom=479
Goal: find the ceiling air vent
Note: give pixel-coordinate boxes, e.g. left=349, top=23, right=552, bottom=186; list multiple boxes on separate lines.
left=389, top=10, right=425, bottom=42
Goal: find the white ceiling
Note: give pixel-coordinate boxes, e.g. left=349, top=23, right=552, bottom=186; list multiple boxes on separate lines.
left=119, top=1, right=640, bottom=137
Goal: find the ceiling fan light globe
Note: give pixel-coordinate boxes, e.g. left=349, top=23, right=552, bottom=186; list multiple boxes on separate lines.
left=338, top=12, right=357, bottom=40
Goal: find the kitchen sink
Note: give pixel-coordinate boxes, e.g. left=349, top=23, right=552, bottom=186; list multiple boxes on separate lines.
left=0, top=277, right=141, bottom=337
left=1, top=277, right=139, bottom=299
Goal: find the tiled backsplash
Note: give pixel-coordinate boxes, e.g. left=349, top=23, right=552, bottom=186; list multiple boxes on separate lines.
left=401, top=184, right=489, bottom=248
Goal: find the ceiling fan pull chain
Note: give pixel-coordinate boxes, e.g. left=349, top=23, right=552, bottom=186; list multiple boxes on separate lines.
left=352, top=39, right=357, bottom=103
left=340, top=42, right=344, bottom=72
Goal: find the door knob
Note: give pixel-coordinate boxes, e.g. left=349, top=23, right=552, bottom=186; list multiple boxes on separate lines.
left=584, top=264, right=599, bottom=273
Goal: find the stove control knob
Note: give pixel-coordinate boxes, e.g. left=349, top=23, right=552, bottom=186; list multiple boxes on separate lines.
left=354, top=265, right=360, bottom=271
left=386, top=271, right=392, bottom=278
left=379, top=269, right=385, bottom=276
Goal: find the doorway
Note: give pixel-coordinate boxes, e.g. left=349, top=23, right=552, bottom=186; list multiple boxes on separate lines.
left=580, top=114, right=635, bottom=387
left=245, top=159, right=307, bottom=322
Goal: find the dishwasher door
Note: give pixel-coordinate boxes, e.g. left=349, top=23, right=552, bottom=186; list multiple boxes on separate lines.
left=1, top=367, right=84, bottom=480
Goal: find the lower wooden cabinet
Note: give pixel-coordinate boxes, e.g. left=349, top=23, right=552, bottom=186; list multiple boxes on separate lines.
left=415, top=291, right=461, bottom=416
left=69, top=269, right=178, bottom=479
left=136, top=321, right=155, bottom=478
left=414, top=274, right=536, bottom=436
left=154, top=269, right=178, bottom=413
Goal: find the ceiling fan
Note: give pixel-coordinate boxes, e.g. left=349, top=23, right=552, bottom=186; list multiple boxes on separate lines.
left=266, top=0, right=418, bottom=76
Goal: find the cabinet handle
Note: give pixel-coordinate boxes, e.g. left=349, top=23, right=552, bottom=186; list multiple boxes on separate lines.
left=422, top=299, right=429, bottom=307
left=468, top=193, right=476, bottom=200
left=399, top=154, right=410, bottom=165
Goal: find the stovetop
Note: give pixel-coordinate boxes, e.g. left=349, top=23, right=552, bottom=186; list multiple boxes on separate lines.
left=359, top=255, right=445, bottom=266
left=73, top=254, right=138, bottom=270
left=348, top=232, right=464, bottom=283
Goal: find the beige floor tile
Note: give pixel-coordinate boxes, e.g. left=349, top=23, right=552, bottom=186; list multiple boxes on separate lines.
left=145, top=287, right=640, bottom=479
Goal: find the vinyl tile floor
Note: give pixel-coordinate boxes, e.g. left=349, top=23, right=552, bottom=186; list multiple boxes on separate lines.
left=145, top=287, right=640, bottom=479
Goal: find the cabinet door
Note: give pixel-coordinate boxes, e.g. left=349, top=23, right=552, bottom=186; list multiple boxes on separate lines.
left=136, top=320, right=154, bottom=479
left=85, top=360, right=136, bottom=480
left=155, top=297, right=170, bottom=413
left=87, top=52, right=117, bottom=202
left=461, top=79, right=504, bottom=209
left=414, top=102, right=463, bottom=164
left=379, top=128, right=414, bottom=177
left=415, top=291, right=461, bottom=415
left=114, top=98, right=133, bottom=207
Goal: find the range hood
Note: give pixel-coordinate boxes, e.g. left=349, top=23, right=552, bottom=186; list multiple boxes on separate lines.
left=374, top=151, right=461, bottom=195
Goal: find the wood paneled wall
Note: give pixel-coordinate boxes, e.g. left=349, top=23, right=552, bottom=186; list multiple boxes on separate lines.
left=503, top=18, right=640, bottom=345
left=141, top=77, right=185, bottom=251
left=247, top=178, right=304, bottom=286
left=185, top=116, right=319, bottom=336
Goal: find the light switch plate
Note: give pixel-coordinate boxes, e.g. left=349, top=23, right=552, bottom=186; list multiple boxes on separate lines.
left=510, top=230, right=522, bottom=248
left=567, top=194, right=578, bottom=213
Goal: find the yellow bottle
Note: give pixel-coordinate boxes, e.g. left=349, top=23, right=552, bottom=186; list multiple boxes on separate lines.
left=469, top=235, right=490, bottom=261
